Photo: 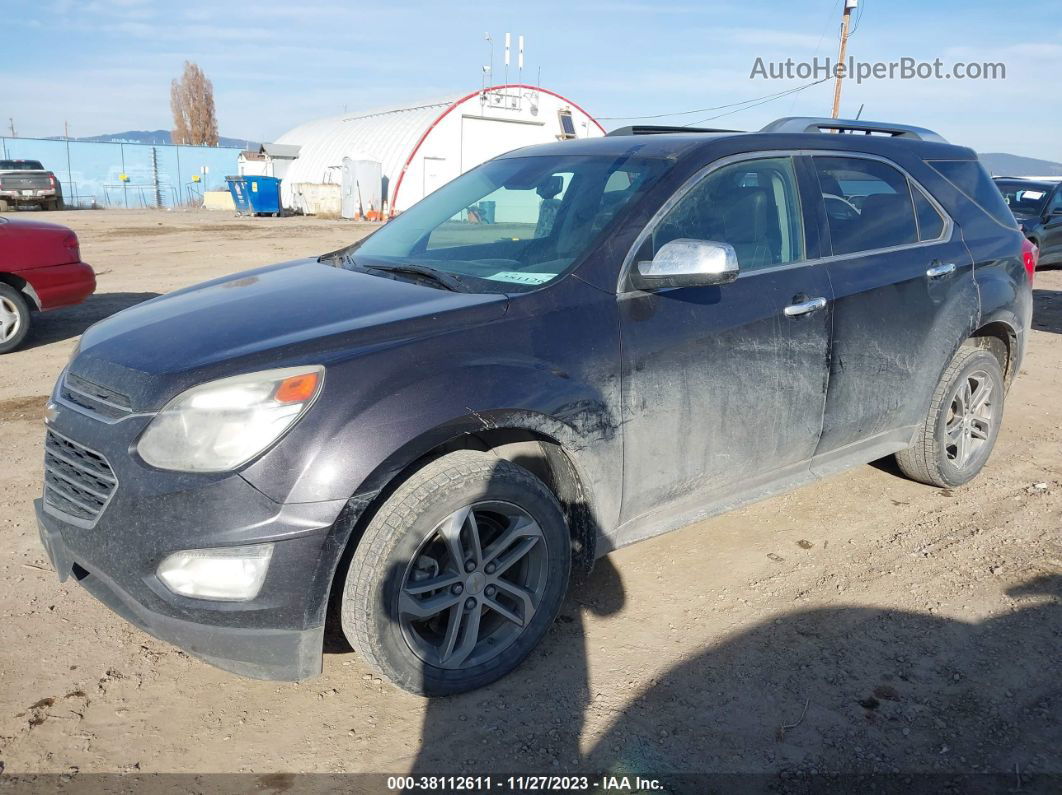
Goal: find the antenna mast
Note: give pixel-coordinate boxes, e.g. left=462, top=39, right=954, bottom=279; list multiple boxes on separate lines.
left=504, top=32, right=511, bottom=87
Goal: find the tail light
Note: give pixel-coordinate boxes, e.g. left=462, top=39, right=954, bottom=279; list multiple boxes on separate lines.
left=1022, top=237, right=1038, bottom=284
left=63, top=232, right=80, bottom=263
left=49, top=174, right=57, bottom=188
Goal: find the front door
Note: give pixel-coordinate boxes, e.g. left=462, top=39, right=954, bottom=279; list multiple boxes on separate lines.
left=618, top=155, right=832, bottom=529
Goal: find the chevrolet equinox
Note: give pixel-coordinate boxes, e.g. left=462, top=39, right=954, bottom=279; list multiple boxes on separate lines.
left=37, top=117, right=1033, bottom=695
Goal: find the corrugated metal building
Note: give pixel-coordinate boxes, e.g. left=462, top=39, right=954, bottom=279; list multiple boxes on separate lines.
left=275, top=84, right=604, bottom=216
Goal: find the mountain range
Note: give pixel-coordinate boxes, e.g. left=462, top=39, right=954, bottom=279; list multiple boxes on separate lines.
left=55, top=129, right=259, bottom=150
left=977, top=152, right=1062, bottom=178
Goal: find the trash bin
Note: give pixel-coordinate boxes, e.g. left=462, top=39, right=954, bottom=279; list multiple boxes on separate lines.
left=225, top=176, right=282, bottom=216
left=246, top=176, right=282, bottom=216
left=225, top=176, right=252, bottom=215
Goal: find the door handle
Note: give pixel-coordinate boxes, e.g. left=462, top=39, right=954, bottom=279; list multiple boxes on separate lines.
left=926, top=262, right=957, bottom=278
left=784, top=297, right=827, bottom=317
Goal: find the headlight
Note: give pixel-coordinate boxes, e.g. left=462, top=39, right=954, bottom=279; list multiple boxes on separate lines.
left=157, top=544, right=274, bottom=601
left=137, top=366, right=324, bottom=472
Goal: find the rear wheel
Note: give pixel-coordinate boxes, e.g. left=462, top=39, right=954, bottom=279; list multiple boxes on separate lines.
left=895, top=347, right=1004, bottom=488
left=341, top=450, right=571, bottom=695
left=0, top=284, right=31, bottom=354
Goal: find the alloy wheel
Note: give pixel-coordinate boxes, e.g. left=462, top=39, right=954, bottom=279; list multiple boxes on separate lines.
left=0, top=296, right=22, bottom=343
left=944, top=369, right=994, bottom=469
left=399, top=501, right=548, bottom=670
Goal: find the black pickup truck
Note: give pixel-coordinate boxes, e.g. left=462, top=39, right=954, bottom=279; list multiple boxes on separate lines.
left=0, top=159, right=63, bottom=211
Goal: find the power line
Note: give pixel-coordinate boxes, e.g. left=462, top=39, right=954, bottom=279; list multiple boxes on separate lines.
left=599, top=77, right=832, bottom=122
left=682, top=77, right=831, bottom=127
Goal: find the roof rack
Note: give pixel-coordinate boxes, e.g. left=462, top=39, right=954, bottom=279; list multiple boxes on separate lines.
left=606, top=125, right=740, bottom=137
left=760, top=116, right=948, bottom=144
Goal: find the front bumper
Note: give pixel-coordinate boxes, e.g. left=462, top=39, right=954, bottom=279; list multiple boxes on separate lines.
left=38, top=502, right=326, bottom=680
left=37, top=400, right=349, bottom=681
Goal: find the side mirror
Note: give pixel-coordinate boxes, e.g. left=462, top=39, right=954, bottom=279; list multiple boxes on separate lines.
left=631, top=238, right=740, bottom=290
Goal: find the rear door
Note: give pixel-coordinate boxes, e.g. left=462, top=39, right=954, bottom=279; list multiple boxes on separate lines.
left=617, top=154, right=833, bottom=527
left=809, top=154, right=978, bottom=464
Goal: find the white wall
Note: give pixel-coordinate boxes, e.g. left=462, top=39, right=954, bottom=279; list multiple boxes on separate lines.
left=394, top=86, right=602, bottom=212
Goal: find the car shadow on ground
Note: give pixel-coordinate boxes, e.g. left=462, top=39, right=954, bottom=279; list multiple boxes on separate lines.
left=328, top=456, right=1062, bottom=789
left=1032, top=288, right=1062, bottom=335
left=21, top=291, right=159, bottom=350
left=403, top=558, right=1060, bottom=790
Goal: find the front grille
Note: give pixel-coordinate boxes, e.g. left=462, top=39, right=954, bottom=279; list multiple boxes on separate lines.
left=61, top=372, right=133, bottom=420
left=43, top=431, right=117, bottom=523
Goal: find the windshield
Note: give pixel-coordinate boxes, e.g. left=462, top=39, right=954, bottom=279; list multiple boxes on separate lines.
left=994, top=180, right=1053, bottom=215
left=346, top=154, right=670, bottom=293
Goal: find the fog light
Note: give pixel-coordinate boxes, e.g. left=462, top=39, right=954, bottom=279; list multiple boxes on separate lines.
left=157, top=544, right=273, bottom=601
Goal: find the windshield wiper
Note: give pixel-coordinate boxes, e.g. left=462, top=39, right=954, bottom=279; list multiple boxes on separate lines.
left=361, top=262, right=468, bottom=292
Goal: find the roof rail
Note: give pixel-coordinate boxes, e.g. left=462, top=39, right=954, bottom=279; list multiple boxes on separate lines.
left=760, top=116, right=948, bottom=144
left=606, top=125, right=740, bottom=137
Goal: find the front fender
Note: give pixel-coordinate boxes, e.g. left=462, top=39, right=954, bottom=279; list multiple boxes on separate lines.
left=247, top=357, right=618, bottom=495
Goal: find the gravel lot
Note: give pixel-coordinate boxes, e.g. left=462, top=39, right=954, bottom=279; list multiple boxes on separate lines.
left=0, top=209, right=1059, bottom=786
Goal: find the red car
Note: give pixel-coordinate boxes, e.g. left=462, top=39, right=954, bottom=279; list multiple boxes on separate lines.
left=0, top=218, right=95, bottom=353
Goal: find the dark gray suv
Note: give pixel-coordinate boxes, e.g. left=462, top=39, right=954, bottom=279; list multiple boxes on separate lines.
left=37, top=117, right=1032, bottom=695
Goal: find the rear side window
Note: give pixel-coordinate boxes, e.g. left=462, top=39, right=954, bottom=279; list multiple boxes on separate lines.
left=813, top=156, right=919, bottom=255
left=651, top=156, right=805, bottom=271
left=928, top=160, right=1017, bottom=228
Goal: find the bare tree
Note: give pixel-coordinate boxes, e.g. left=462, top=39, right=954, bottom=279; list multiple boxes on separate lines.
left=170, top=61, right=219, bottom=146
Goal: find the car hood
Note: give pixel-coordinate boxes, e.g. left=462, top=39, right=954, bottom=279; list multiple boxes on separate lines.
left=72, top=258, right=508, bottom=408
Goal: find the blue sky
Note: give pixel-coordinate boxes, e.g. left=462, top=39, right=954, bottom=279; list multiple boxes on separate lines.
left=4, top=0, right=1060, bottom=160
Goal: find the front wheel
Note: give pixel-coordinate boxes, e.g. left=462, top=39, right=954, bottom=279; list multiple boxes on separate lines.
left=895, top=347, right=1005, bottom=488
left=341, top=450, right=571, bottom=695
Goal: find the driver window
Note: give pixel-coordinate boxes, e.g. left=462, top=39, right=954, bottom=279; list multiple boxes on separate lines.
left=426, top=173, right=572, bottom=250
left=652, top=157, right=805, bottom=271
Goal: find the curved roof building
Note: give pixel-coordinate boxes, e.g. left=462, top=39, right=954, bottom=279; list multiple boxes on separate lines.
left=275, top=84, right=604, bottom=215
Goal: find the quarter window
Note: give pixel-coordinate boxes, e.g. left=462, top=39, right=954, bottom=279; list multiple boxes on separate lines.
left=651, top=157, right=805, bottom=271
left=911, top=184, right=946, bottom=241
left=928, top=159, right=1016, bottom=228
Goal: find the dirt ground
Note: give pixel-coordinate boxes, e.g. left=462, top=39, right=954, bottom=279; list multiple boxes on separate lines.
left=0, top=209, right=1059, bottom=786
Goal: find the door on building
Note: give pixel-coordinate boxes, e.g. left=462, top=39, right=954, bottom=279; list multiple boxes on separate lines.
left=423, top=157, right=449, bottom=198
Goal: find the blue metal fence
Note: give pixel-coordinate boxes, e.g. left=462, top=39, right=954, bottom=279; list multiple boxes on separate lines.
left=0, top=136, right=243, bottom=209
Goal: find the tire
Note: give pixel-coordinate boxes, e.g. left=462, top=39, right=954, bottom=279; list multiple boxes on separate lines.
left=0, top=283, right=32, bottom=354
left=895, top=347, right=1005, bottom=488
left=341, top=450, right=571, bottom=696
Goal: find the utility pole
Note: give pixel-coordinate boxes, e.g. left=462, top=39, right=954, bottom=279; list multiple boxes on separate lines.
left=65, top=121, right=73, bottom=206
left=8, top=117, right=15, bottom=137
left=831, top=0, right=858, bottom=119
